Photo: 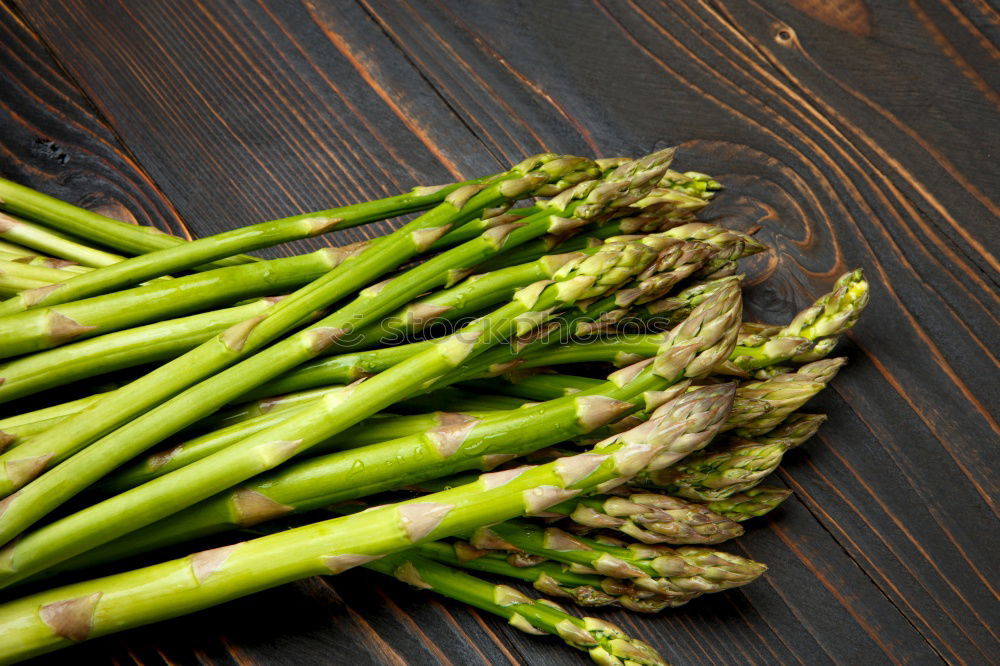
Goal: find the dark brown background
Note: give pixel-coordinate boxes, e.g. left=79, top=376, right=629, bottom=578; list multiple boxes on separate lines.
left=1, top=1, right=998, bottom=664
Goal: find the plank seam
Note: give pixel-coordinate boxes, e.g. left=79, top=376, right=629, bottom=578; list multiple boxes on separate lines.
left=780, top=477, right=952, bottom=663
left=352, top=0, right=508, bottom=169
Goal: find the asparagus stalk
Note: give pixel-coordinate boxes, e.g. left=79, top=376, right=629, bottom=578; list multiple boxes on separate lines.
left=0, top=239, right=42, bottom=259
left=0, top=170, right=505, bottom=317
left=0, top=228, right=747, bottom=425
left=415, top=540, right=678, bottom=612
left=98, top=403, right=495, bottom=493
left=346, top=183, right=735, bottom=352
left=22, top=282, right=740, bottom=580
left=0, top=258, right=79, bottom=285
left=83, top=387, right=529, bottom=488
left=719, top=269, right=869, bottom=374
left=315, top=230, right=740, bottom=400
left=0, top=154, right=594, bottom=497
left=104, top=345, right=779, bottom=494
left=424, top=165, right=716, bottom=257
left=551, top=492, right=744, bottom=545
left=237, top=243, right=725, bottom=403
left=468, top=521, right=765, bottom=602
left=705, top=486, right=793, bottom=520
left=0, top=211, right=124, bottom=268
left=0, top=195, right=615, bottom=403
left=0, top=246, right=90, bottom=278
left=483, top=355, right=840, bottom=433
left=646, top=413, right=825, bottom=500
left=466, top=371, right=782, bottom=435
left=0, top=247, right=352, bottom=359
left=108, top=305, right=749, bottom=490
left=0, top=382, right=734, bottom=660
left=0, top=274, right=47, bottom=297
left=478, top=169, right=722, bottom=270
left=364, top=551, right=669, bottom=665
left=730, top=358, right=845, bottom=435
left=0, top=232, right=665, bottom=586
left=0, top=176, right=255, bottom=266
left=0, top=298, right=284, bottom=404
left=527, top=270, right=866, bottom=377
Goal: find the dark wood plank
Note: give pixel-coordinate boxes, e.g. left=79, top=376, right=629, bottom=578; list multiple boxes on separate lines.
left=11, top=0, right=505, bottom=255
left=3, top=0, right=998, bottom=663
left=0, top=3, right=191, bottom=239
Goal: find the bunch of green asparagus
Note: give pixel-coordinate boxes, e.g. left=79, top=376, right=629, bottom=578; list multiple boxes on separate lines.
left=0, top=149, right=869, bottom=665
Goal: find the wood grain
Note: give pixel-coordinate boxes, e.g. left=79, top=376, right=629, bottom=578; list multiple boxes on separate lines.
left=2, top=0, right=998, bottom=663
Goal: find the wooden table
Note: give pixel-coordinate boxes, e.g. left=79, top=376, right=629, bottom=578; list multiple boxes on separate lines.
left=2, top=1, right=997, bottom=663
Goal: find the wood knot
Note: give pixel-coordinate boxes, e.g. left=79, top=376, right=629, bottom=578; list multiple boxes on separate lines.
left=774, top=24, right=795, bottom=46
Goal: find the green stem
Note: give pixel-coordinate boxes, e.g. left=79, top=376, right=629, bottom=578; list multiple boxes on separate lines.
left=0, top=248, right=347, bottom=360
left=0, top=177, right=488, bottom=317
left=414, top=540, right=665, bottom=611
left=0, top=232, right=662, bottom=586
left=30, top=281, right=740, bottom=582
left=0, top=298, right=281, bottom=404
left=0, top=258, right=78, bottom=285
left=0, top=159, right=567, bottom=492
left=365, top=550, right=669, bottom=664
left=0, top=177, right=255, bottom=264
left=469, top=520, right=764, bottom=600
left=0, top=382, right=733, bottom=661
left=0, top=211, right=123, bottom=268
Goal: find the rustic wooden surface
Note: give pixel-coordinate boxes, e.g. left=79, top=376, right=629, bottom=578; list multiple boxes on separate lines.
left=1, top=0, right=997, bottom=663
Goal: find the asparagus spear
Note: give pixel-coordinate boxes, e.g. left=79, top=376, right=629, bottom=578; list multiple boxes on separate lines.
left=426, top=165, right=718, bottom=257
left=0, top=298, right=284, bottom=403
left=0, top=232, right=664, bottom=586
left=551, top=492, right=744, bottom=545
left=0, top=274, right=47, bottom=297
left=98, top=403, right=496, bottom=493
left=0, top=247, right=353, bottom=359
left=646, top=413, right=825, bottom=500
left=0, top=246, right=90, bottom=277
left=0, top=258, right=79, bottom=285
left=468, top=363, right=822, bottom=437
left=0, top=238, right=43, bottom=259
left=237, top=244, right=726, bottom=403
left=719, top=269, right=870, bottom=374
left=478, top=169, right=722, bottom=270
left=0, top=176, right=255, bottom=265
left=0, top=228, right=745, bottom=425
left=352, top=227, right=716, bottom=350
left=17, top=282, right=740, bottom=581
left=103, top=349, right=775, bottom=494
left=730, top=358, right=845, bottom=435
left=364, top=551, right=669, bottom=665
left=414, top=540, right=678, bottom=612
left=99, top=261, right=733, bottom=489
left=0, top=168, right=512, bottom=317
left=0, top=382, right=734, bottom=660
left=0, top=177, right=623, bottom=403
left=524, top=270, right=866, bottom=377
left=355, top=188, right=740, bottom=351
left=0, top=211, right=124, bottom=268
left=468, top=521, right=765, bottom=601
left=705, top=486, right=793, bottom=520
left=0, top=154, right=596, bottom=499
